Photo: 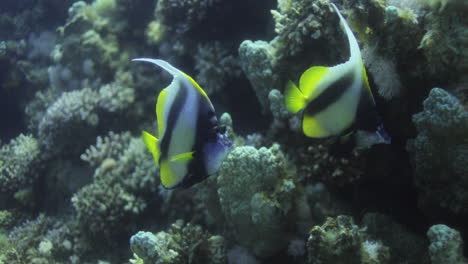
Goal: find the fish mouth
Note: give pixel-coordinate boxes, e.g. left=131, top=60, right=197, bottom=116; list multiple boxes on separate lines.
left=217, top=129, right=233, bottom=149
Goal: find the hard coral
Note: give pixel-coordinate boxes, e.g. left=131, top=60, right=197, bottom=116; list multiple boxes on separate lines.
left=194, top=41, right=241, bottom=95
left=408, top=88, right=468, bottom=215
left=216, top=144, right=309, bottom=257
left=427, top=224, right=468, bottom=264
left=238, top=40, right=280, bottom=113
left=73, top=132, right=158, bottom=237
left=130, top=220, right=226, bottom=264
left=38, top=88, right=99, bottom=157
left=307, top=215, right=390, bottom=264
left=419, top=0, right=468, bottom=83
left=0, top=134, right=39, bottom=192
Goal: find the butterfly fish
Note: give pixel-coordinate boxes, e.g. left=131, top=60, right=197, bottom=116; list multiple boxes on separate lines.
left=134, top=58, right=232, bottom=189
left=284, top=3, right=390, bottom=147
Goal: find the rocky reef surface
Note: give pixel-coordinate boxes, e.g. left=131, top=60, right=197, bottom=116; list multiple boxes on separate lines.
left=0, top=0, right=467, bottom=263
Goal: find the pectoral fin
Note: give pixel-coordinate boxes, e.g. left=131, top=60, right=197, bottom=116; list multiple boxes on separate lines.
left=284, top=80, right=307, bottom=113
left=170, top=151, right=194, bottom=163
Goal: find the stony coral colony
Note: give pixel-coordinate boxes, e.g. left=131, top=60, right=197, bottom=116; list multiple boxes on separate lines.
left=0, top=0, right=467, bottom=263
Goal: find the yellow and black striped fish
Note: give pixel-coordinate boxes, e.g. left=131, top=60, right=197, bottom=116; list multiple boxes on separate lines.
left=134, top=58, right=232, bottom=189
left=284, top=3, right=390, bottom=144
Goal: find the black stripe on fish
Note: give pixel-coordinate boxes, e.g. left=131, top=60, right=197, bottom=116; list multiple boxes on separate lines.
left=159, top=85, right=188, bottom=161
left=178, top=96, right=218, bottom=188
left=303, top=70, right=354, bottom=116
left=355, top=87, right=381, bottom=132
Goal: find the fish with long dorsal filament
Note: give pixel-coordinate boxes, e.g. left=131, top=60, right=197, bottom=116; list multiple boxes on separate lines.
left=134, top=58, right=232, bottom=189
left=284, top=3, right=390, bottom=148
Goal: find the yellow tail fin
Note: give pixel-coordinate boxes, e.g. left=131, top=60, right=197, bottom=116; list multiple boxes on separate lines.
left=142, top=130, right=160, bottom=165
left=284, top=80, right=306, bottom=113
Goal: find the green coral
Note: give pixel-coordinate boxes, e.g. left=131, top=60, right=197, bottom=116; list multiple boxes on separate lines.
left=418, top=0, right=468, bottom=82
left=37, top=88, right=100, bottom=156
left=130, top=220, right=226, bottom=264
left=37, top=72, right=136, bottom=157
left=307, top=215, right=390, bottom=264
left=148, top=0, right=221, bottom=41
left=72, top=132, right=158, bottom=237
left=427, top=224, right=468, bottom=264
left=238, top=40, right=280, bottom=113
left=216, top=144, right=309, bottom=257
left=0, top=211, right=15, bottom=231
left=0, top=134, right=39, bottom=192
left=408, top=88, right=468, bottom=215
left=193, top=41, right=241, bottom=95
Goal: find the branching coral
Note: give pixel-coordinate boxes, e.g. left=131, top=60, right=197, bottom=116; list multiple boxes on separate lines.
left=194, top=41, right=241, bottom=95
left=3, top=215, right=53, bottom=264
left=0, top=134, right=39, bottom=192
left=130, top=220, right=226, bottom=264
left=418, top=0, right=468, bottom=83
left=38, top=88, right=100, bottom=157
left=36, top=72, right=136, bottom=158
left=270, top=0, right=338, bottom=58
left=148, top=0, right=222, bottom=42
left=72, top=132, right=158, bottom=237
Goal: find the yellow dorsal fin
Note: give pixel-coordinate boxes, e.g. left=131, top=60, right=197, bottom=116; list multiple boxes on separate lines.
left=142, top=130, right=160, bottom=165
left=361, top=64, right=373, bottom=95
left=299, top=66, right=329, bottom=100
left=284, top=80, right=307, bottom=113
left=156, top=89, right=168, bottom=137
left=170, top=151, right=194, bottom=163
left=160, top=160, right=178, bottom=188
left=184, top=73, right=210, bottom=100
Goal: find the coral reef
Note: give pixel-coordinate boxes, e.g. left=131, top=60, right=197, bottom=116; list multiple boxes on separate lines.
left=361, top=212, right=429, bottom=263
left=427, top=224, right=468, bottom=264
left=216, top=144, right=310, bottom=257
left=194, top=41, right=241, bottom=95
left=1, top=0, right=468, bottom=263
left=238, top=40, right=281, bottom=113
left=72, top=131, right=158, bottom=237
left=418, top=0, right=468, bottom=84
left=408, top=88, right=468, bottom=215
left=149, top=0, right=222, bottom=44
left=297, top=144, right=365, bottom=186
left=130, top=220, right=226, bottom=264
left=38, top=88, right=100, bottom=157
left=306, top=215, right=390, bottom=264
left=37, top=72, right=136, bottom=158
left=0, top=134, right=39, bottom=193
